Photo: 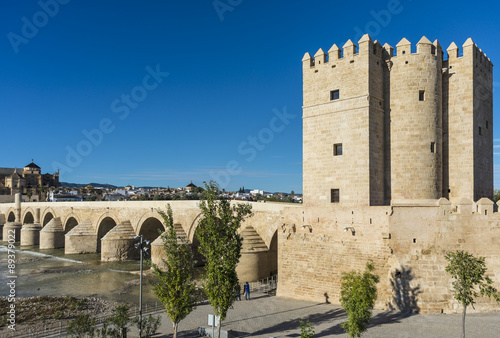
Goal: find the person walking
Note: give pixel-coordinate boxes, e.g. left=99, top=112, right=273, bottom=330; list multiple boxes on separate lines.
left=235, top=283, right=241, bottom=301
left=244, top=282, right=250, bottom=300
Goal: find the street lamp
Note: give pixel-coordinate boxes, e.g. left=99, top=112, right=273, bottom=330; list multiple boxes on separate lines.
left=134, top=234, right=150, bottom=338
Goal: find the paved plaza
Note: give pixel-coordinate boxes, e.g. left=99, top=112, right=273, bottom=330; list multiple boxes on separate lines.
left=129, top=292, right=500, bottom=337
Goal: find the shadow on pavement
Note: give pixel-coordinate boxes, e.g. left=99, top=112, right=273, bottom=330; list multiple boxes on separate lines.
left=237, top=308, right=345, bottom=337
left=315, top=309, right=414, bottom=336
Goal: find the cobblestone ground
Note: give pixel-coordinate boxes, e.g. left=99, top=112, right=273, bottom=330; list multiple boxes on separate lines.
left=129, top=292, right=500, bottom=337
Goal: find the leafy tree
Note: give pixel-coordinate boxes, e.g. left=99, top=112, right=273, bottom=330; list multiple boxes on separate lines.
left=67, top=314, right=96, bottom=338
left=493, top=190, right=500, bottom=203
left=103, top=304, right=130, bottom=337
left=445, top=250, right=500, bottom=338
left=197, top=181, right=252, bottom=338
left=299, top=319, right=315, bottom=337
left=132, top=314, right=161, bottom=338
left=340, top=262, right=379, bottom=338
left=291, top=190, right=295, bottom=196
left=151, top=205, right=197, bottom=338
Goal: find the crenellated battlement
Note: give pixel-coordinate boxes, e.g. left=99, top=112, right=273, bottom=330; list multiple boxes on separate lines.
left=304, top=35, right=492, bottom=71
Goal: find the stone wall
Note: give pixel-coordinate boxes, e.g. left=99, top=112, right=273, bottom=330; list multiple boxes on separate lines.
left=277, top=199, right=500, bottom=314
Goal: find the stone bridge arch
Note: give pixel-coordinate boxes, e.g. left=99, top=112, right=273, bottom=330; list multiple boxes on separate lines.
left=136, top=211, right=165, bottom=243
left=96, top=212, right=120, bottom=252
left=7, top=208, right=16, bottom=222
left=22, top=207, right=35, bottom=224
left=64, top=215, right=80, bottom=234
left=41, top=207, right=56, bottom=227
left=187, top=212, right=203, bottom=243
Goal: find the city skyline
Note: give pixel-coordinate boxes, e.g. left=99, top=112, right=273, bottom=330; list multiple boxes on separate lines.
left=2, top=1, right=500, bottom=193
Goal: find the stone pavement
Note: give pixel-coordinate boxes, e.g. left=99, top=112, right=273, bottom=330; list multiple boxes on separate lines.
left=129, top=292, right=500, bottom=337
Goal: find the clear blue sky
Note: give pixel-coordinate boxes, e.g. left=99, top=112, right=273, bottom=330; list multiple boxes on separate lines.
left=1, top=0, right=499, bottom=193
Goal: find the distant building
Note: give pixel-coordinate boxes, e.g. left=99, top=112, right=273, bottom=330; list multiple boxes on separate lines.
left=0, top=160, right=60, bottom=198
left=185, top=181, right=197, bottom=192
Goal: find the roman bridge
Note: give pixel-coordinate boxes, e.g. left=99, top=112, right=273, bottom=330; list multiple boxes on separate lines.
left=0, top=198, right=302, bottom=282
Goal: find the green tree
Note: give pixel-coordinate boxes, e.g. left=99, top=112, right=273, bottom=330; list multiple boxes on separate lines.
left=67, top=314, right=96, bottom=338
left=493, top=190, right=500, bottom=203
left=197, top=181, right=252, bottom=338
left=445, top=250, right=500, bottom=338
left=151, top=205, right=196, bottom=338
left=340, top=262, right=379, bottom=338
left=300, top=319, right=315, bottom=337
left=104, top=304, right=130, bottom=337
left=132, top=314, right=161, bottom=338
left=291, top=190, right=295, bottom=196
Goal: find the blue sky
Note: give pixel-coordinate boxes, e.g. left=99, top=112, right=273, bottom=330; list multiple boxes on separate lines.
left=1, top=0, right=499, bottom=193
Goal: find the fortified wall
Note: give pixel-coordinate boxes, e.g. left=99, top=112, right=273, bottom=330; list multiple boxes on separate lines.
left=284, top=34, right=499, bottom=314
left=278, top=198, right=500, bottom=314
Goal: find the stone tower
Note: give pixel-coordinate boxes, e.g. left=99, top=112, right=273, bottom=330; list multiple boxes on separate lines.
left=302, top=35, right=493, bottom=207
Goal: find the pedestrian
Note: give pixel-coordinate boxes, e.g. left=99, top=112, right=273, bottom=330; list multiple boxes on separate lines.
left=244, top=282, right=250, bottom=300
left=235, top=284, right=241, bottom=301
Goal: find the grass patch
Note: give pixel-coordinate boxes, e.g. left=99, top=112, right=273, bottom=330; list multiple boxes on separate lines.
left=0, top=296, right=88, bottom=325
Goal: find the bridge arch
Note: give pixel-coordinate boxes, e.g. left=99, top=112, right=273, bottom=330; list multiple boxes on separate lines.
left=138, top=217, right=165, bottom=243
left=64, top=216, right=80, bottom=234
left=7, top=209, right=16, bottom=222
left=96, top=213, right=120, bottom=252
left=23, top=210, right=35, bottom=224
left=187, top=212, right=203, bottom=243
left=41, top=208, right=56, bottom=227
left=137, top=212, right=165, bottom=243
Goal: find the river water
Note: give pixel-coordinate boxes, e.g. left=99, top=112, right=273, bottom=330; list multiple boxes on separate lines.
left=0, top=245, right=158, bottom=306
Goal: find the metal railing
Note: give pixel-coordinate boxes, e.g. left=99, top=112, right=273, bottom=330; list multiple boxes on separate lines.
left=1, top=301, right=164, bottom=338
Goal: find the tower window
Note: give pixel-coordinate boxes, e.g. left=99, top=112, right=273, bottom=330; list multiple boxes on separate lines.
left=479, top=127, right=482, bottom=135
left=431, top=142, right=435, bottom=153
left=486, top=121, right=489, bottom=129
left=334, top=143, right=343, bottom=156
left=419, top=90, right=425, bottom=101
left=330, top=90, right=340, bottom=100
left=331, top=189, right=340, bottom=203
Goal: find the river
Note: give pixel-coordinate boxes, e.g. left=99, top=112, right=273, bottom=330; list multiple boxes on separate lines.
left=0, top=245, right=159, bottom=306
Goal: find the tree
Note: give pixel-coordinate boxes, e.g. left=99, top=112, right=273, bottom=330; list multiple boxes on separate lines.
left=197, top=181, right=252, bottom=338
left=67, top=314, right=96, bottom=338
left=493, top=190, right=500, bottom=203
left=339, top=262, right=379, bottom=338
left=445, top=250, right=500, bottom=338
left=299, top=319, right=315, bottom=338
left=291, top=190, right=295, bottom=196
left=151, top=205, right=197, bottom=338
left=106, top=304, right=130, bottom=337
left=132, top=314, right=161, bottom=338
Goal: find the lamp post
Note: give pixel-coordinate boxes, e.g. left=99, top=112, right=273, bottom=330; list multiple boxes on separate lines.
left=134, top=235, right=150, bottom=338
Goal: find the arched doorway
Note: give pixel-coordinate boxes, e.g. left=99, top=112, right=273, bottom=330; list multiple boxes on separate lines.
left=42, top=212, right=54, bottom=226
left=23, top=212, right=34, bottom=224
left=65, top=217, right=79, bottom=234
left=97, top=217, right=117, bottom=252
left=268, top=231, right=278, bottom=276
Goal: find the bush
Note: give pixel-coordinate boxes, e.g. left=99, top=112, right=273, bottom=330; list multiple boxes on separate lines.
left=132, top=314, right=161, bottom=337
left=67, top=314, right=96, bottom=338
left=300, top=319, right=315, bottom=337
